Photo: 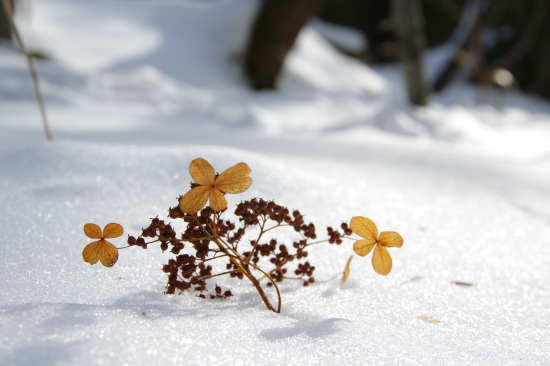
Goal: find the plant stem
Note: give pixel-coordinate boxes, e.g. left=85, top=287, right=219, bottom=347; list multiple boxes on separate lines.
left=1, top=0, right=52, bottom=141
left=216, top=237, right=278, bottom=312
left=198, top=215, right=279, bottom=313
left=245, top=217, right=266, bottom=265
left=246, top=261, right=282, bottom=313
left=196, top=270, right=240, bottom=279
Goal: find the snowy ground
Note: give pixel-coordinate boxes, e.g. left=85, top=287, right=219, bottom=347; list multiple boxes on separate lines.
left=1, top=0, right=550, bottom=365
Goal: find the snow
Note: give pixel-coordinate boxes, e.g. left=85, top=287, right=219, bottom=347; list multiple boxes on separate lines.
left=1, top=0, right=550, bottom=365
left=310, top=18, right=367, bottom=54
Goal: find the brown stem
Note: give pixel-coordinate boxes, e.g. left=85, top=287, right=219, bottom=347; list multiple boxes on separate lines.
left=304, top=239, right=331, bottom=246
left=202, top=253, right=228, bottom=262
left=176, top=213, right=280, bottom=313
left=263, top=223, right=289, bottom=233
left=196, top=270, right=240, bottom=280
left=117, top=236, right=211, bottom=249
left=222, top=241, right=278, bottom=312
left=246, top=262, right=282, bottom=313
left=1, top=0, right=52, bottom=141
left=200, top=216, right=279, bottom=313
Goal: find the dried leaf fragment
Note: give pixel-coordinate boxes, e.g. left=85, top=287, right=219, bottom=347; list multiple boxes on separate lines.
left=453, top=281, right=473, bottom=286
left=341, top=255, right=354, bottom=287
left=350, top=216, right=403, bottom=276
left=400, top=276, right=424, bottom=286
left=82, top=223, right=123, bottom=267
left=179, top=158, right=252, bottom=213
left=420, top=315, right=441, bottom=323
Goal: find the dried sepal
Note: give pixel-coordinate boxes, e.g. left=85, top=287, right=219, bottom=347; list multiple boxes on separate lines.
left=179, top=186, right=211, bottom=213
left=102, top=223, right=124, bottom=239
left=342, top=255, right=354, bottom=287
left=179, top=159, right=253, bottom=213
left=189, top=158, right=216, bottom=186
left=84, top=223, right=102, bottom=239
left=82, top=223, right=123, bottom=267
left=372, top=245, right=392, bottom=275
left=350, top=216, right=403, bottom=276
left=83, top=240, right=119, bottom=267
left=350, top=217, right=378, bottom=241
left=353, top=239, right=376, bottom=256
left=209, top=188, right=228, bottom=211
left=215, top=162, right=253, bottom=194
left=378, top=231, right=404, bottom=247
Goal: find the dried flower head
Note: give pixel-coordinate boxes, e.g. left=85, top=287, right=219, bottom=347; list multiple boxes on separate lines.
left=179, top=158, right=252, bottom=213
left=82, top=223, right=123, bottom=267
left=80, top=157, right=405, bottom=312
left=350, top=216, right=403, bottom=275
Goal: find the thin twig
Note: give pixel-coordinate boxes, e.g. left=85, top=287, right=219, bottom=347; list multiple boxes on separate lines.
left=2, top=0, right=52, bottom=141
left=196, top=270, right=240, bottom=280
left=202, top=216, right=278, bottom=312
left=246, top=217, right=266, bottom=265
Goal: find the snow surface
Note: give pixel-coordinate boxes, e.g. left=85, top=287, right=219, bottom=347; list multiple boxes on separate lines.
left=1, top=0, right=550, bottom=365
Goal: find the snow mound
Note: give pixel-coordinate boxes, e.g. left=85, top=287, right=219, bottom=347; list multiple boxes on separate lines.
left=1, top=0, right=550, bottom=364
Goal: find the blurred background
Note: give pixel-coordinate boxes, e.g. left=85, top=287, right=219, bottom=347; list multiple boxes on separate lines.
left=2, top=0, right=550, bottom=106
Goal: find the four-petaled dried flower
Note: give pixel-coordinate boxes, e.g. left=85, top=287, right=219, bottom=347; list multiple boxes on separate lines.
left=350, top=216, right=403, bottom=275
left=179, top=158, right=253, bottom=213
left=82, top=223, right=123, bottom=267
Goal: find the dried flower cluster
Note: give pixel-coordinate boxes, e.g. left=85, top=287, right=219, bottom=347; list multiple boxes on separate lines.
left=81, top=158, right=404, bottom=312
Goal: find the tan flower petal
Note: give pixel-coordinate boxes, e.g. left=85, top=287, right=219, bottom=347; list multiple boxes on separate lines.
left=372, top=245, right=392, bottom=276
left=350, top=216, right=378, bottom=241
left=179, top=185, right=211, bottom=213
left=214, top=162, right=252, bottom=194
left=189, top=158, right=216, bottom=186
left=342, top=255, right=354, bottom=287
left=84, top=223, right=103, bottom=239
left=353, top=239, right=377, bottom=256
left=103, top=223, right=124, bottom=239
left=378, top=231, right=404, bottom=248
left=98, top=240, right=119, bottom=267
left=209, top=188, right=228, bottom=211
left=83, top=240, right=102, bottom=265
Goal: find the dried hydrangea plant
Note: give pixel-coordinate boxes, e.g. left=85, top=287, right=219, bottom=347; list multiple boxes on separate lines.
left=82, top=158, right=404, bottom=313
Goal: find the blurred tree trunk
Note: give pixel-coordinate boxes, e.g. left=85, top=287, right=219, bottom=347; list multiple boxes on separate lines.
left=433, top=0, right=504, bottom=92
left=392, top=0, right=429, bottom=106
left=0, top=0, right=15, bottom=41
left=244, top=0, right=323, bottom=90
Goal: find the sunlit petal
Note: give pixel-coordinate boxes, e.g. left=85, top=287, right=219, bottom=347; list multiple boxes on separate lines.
left=353, top=239, right=377, bottom=256
left=103, top=223, right=124, bottom=239
left=379, top=231, right=404, bottom=248
left=97, top=240, right=119, bottom=267
left=215, top=162, right=252, bottom=194
left=350, top=216, right=378, bottom=241
left=209, top=188, right=228, bottom=211
left=189, top=158, right=216, bottom=186
left=82, top=240, right=103, bottom=265
left=372, top=245, right=392, bottom=276
left=84, top=223, right=103, bottom=239
left=179, top=186, right=211, bottom=213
